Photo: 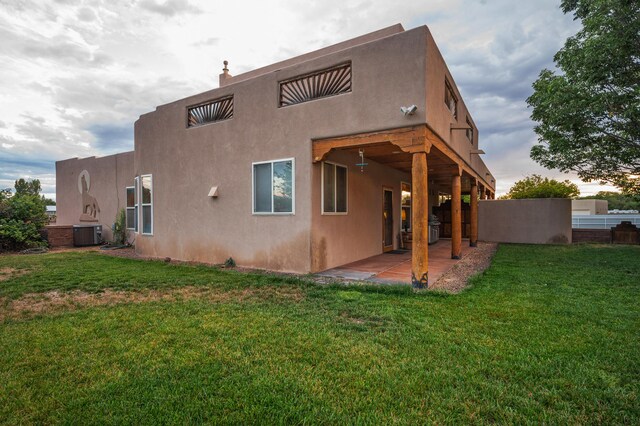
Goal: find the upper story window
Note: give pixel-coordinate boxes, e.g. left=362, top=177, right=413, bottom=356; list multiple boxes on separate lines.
left=444, top=80, right=457, bottom=120
left=322, top=162, right=347, bottom=214
left=466, top=117, right=474, bottom=143
left=279, top=62, right=351, bottom=107
left=253, top=159, right=294, bottom=214
left=187, top=95, right=233, bottom=127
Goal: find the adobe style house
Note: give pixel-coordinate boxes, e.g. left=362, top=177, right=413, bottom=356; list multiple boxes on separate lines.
left=56, top=24, right=496, bottom=288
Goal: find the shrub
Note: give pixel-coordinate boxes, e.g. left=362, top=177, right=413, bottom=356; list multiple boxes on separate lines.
left=0, top=180, right=48, bottom=251
left=112, top=208, right=127, bottom=246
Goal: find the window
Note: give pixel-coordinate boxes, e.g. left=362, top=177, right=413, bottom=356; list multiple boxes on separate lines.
left=134, top=176, right=140, bottom=232
left=444, top=80, right=457, bottom=120
left=253, top=159, right=294, bottom=214
left=279, top=62, right=351, bottom=107
left=141, top=174, right=153, bottom=234
left=466, top=117, right=474, bottom=143
left=322, top=162, right=347, bottom=214
left=187, top=95, right=233, bottom=127
left=401, top=182, right=411, bottom=231
left=126, top=186, right=136, bottom=231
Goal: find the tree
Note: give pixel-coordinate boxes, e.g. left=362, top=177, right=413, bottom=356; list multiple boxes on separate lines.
left=502, top=175, right=580, bottom=199
left=0, top=179, right=48, bottom=251
left=527, top=0, right=640, bottom=194
left=14, top=178, right=42, bottom=196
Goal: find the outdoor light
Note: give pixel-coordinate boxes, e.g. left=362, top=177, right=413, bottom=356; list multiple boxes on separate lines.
left=400, top=105, right=417, bottom=116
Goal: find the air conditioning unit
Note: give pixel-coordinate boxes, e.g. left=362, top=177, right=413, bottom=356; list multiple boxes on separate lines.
left=73, top=225, right=102, bottom=246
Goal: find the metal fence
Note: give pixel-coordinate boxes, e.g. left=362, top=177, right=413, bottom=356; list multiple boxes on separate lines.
left=572, top=215, right=640, bottom=229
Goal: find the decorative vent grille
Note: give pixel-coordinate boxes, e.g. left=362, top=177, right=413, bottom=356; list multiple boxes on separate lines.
left=188, top=96, right=233, bottom=127
left=279, top=63, right=351, bottom=107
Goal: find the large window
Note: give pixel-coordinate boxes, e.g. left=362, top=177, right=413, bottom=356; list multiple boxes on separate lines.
left=322, top=162, right=347, bottom=214
left=253, top=159, right=294, bottom=214
left=141, top=174, right=153, bottom=234
left=126, top=186, right=136, bottom=231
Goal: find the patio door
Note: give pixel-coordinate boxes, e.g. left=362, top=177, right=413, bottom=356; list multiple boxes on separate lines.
left=383, top=188, right=393, bottom=252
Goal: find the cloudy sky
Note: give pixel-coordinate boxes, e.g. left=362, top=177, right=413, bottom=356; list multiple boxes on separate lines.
left=0, top=0, right=616, bottom=199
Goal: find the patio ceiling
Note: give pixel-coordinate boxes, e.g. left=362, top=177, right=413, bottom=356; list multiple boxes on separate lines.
left=338, top=142, right=474, bottom=193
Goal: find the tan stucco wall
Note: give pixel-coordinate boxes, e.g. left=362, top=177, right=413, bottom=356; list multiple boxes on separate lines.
left=478, top=199, right=572, bottom=244
left=571, top=199, right=608, bottom=215
left=424, top=29, right=494, bottom=189
left=134, top=27, right=430, bottom=272
left=55, top=25, right=496, bottom=273
left=310, top=150, right=410, bottom=272
left=56, top=152, right=134, bottom=242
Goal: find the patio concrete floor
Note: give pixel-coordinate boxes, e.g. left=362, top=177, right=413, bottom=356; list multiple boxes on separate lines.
left=316, top=239, right=473, bottom=285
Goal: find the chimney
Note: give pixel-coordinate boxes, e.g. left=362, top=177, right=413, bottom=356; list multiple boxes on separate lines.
left=219, top=60, right=232, bottom=87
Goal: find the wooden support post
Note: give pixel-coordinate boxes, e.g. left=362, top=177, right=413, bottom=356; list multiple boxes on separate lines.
left=480, top=187, right=487, bottom=200
left=411, top=152, right=429, bottom=289
left=451, top=173, right=462, bottom=259
left=470, top=181, right=478, bottom=247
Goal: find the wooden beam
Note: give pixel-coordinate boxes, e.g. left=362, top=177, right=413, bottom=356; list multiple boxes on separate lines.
left=411, top=152, right=429, bottom=289
left=312, top=123, right=495, bottom=193
left=312, top=126, right=431, bottom=162
left=469, top=182, right=478, bottom=247
left=451, top=173, right=462, bottom=259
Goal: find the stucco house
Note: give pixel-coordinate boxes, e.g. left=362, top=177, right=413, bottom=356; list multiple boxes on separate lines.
left=56, top=24, right=496, bottom=288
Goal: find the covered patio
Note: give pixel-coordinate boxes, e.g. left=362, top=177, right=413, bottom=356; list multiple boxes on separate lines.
left=313, top=124, right=495, bottom=289
left=316, top=239, right=474, bottom=284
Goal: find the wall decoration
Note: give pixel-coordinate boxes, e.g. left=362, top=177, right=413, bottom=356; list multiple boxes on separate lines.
left=78, top=170, right=100, bottom=222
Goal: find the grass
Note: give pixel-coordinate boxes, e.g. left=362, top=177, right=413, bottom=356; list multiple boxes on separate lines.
left=0, top=245, right=638, bottom=424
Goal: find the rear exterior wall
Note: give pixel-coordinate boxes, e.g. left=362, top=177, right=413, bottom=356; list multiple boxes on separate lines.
left=134, top=27, right=429, bottom=273
left=424, top=29, right=494, bottom=186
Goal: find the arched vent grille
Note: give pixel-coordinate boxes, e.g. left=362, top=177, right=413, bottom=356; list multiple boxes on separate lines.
left=279, top=63, right=351, bottom=107
left=188, top=96, right=233, bottom=127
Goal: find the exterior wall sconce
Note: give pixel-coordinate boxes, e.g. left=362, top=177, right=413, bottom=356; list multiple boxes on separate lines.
left=208, top=186, right=219, bottom=197
left=400, top=105, right=417, bottom=116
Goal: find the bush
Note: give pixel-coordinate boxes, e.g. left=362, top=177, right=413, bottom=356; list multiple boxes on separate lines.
left=112, top=208, right=127, bottom=246
left=0, top=180, right=48, bottom=251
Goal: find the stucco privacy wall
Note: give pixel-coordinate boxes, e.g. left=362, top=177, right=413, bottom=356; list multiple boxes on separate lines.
left=478, top=199, right=572, bottom=244
left=56, top=152, right=134, bottom=242
left=134, top=27, right=430, bottom=272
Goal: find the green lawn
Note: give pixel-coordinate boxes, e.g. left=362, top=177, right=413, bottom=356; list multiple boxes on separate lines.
left=0, top=245, right=638, bottom=424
